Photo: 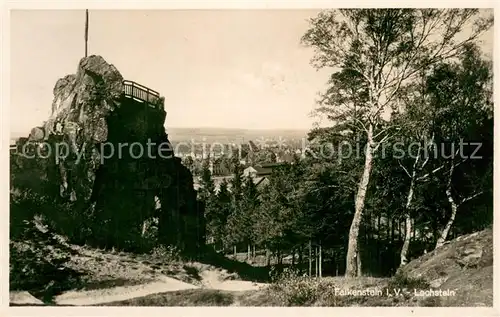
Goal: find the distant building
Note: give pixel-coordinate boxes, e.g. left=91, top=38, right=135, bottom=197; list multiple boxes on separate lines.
left=242, top=162, right=284, bottom=193
left=9, top=138, right=18, bottom=153
left=253, top=176, right=270, bottom=191
left=243, top=166, right=258, bottom=178
left=243, top=164, right=276, bottom=178
left=255, top=163, right=282, bottom=176
left=194, top=162, right=284, bottom=195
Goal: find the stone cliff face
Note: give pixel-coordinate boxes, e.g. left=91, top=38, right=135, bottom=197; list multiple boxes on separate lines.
left=11, top=55, right=205, bottom=253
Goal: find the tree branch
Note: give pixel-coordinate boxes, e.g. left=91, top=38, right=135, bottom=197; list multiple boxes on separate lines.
left=460, top=191, right=483, bottom=205
left=373, top=125, right=399, bottom=140
left=398, top=159, right=412, bottom=178
left=417, top=148, right=464, bottom=182
left=419, top=133, right=435, bottom=171
left=373, top=133, right=392, bottom=151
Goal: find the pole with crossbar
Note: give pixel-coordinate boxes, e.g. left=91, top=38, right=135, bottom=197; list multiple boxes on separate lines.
left=85, top=9, right=89, bottom=57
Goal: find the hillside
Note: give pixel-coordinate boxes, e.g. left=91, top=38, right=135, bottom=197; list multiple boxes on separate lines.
left=11, top=227, right=493, bottom=307
left=10, top=220, right=267, bottom=306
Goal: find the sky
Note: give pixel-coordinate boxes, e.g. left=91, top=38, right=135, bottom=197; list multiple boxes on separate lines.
left=10, top=9, right=332, bottom=134
left=10, top=9, right=493, bottom=135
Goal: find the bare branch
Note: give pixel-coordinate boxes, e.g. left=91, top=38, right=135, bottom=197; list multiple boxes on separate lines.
left=373, top=125, right=399, bottom=140
left=417, top=165, right=445, bottom=182
left=417, top=148, right=463, bottom=181
left=398, top=160, right=412, bottom=178
left=309, top=185, right=340, bottom=193
left=460, top=191, right=483, bottom=205
left=351, top=117, right=369, bottom=133
left=373, top=133, right=392, bottom=151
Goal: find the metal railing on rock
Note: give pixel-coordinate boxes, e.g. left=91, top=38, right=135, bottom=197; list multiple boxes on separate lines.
left=122, top=80, right=164, bottom=110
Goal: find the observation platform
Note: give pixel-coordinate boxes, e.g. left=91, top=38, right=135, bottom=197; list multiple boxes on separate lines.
left=122, top=80, right=165, bottom=111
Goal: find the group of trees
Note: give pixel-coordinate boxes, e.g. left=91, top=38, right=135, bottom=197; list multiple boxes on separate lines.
left=197, top=9, right=493, bottom=277
left=301, top=8, right=493, bottom=277
left=198, top=157, right=254, bottom=254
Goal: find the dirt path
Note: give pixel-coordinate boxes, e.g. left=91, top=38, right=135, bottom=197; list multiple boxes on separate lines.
left=46, top=270, right=268, bottom=306
left=53, top=275, right=199, bottom=306
left=200, top=270, right=267, bottom=291
left=10, top=291, right=44, bottom=305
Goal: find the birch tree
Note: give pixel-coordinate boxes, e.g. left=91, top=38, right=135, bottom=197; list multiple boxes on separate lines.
left=397, top=41, right=492, bottom=262
left=302, top=9, right=492, bottom=276
left=427, top=45, right=493, bottom=248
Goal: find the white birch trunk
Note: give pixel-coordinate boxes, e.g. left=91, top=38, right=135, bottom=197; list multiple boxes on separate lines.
left=346, top=124, right=374, bottom=277
left=308, top=240, right=312, bottom=277
left=399, top=182, right=415, bottom=267
left=436, top=164, right=457, bottom=249
left=435, top=192, right=458, bottom=248
left=319, top=242, right=322, bottom=278
left=315, top=246, right=319, bottom=277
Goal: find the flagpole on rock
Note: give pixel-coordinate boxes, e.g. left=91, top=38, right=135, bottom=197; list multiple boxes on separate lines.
left=85, top=9, right=89, bottom=57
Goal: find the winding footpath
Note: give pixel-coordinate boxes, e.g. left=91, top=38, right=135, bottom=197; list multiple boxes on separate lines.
left=11, top=270, right=268, bottom=306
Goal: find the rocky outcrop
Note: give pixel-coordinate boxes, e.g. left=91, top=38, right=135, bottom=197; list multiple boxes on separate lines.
left=11, top=55, right=205, bottom=253
left=398, top=228, right=493, bottom=306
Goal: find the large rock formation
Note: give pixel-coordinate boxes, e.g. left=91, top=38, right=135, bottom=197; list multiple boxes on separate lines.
left=11, top=55, right=205, bottom=253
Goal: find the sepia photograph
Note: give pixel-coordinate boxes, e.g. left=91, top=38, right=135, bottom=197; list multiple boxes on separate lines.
left=5, top=4, right=495, bottom=311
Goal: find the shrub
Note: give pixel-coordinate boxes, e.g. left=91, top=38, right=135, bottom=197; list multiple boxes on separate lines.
left=267, top=267, right=320, bottom=306
left=150, top=245, right=182, bottom=263
left=10, top=186, right=90, bottom=245
left=388, top=271, right=430, bottom=290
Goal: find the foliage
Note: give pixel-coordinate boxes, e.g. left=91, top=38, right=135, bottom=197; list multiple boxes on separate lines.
left=388, top=272, right=430, bottom=290
left=268, top=267, right=320, bottom=306
left=150, top=245, right=182, bottom=262
left=224, top=160, right=245, bottom=246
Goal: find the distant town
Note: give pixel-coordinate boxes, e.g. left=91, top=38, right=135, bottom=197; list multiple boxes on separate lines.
left=173, top=137, right=307, bottom=191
